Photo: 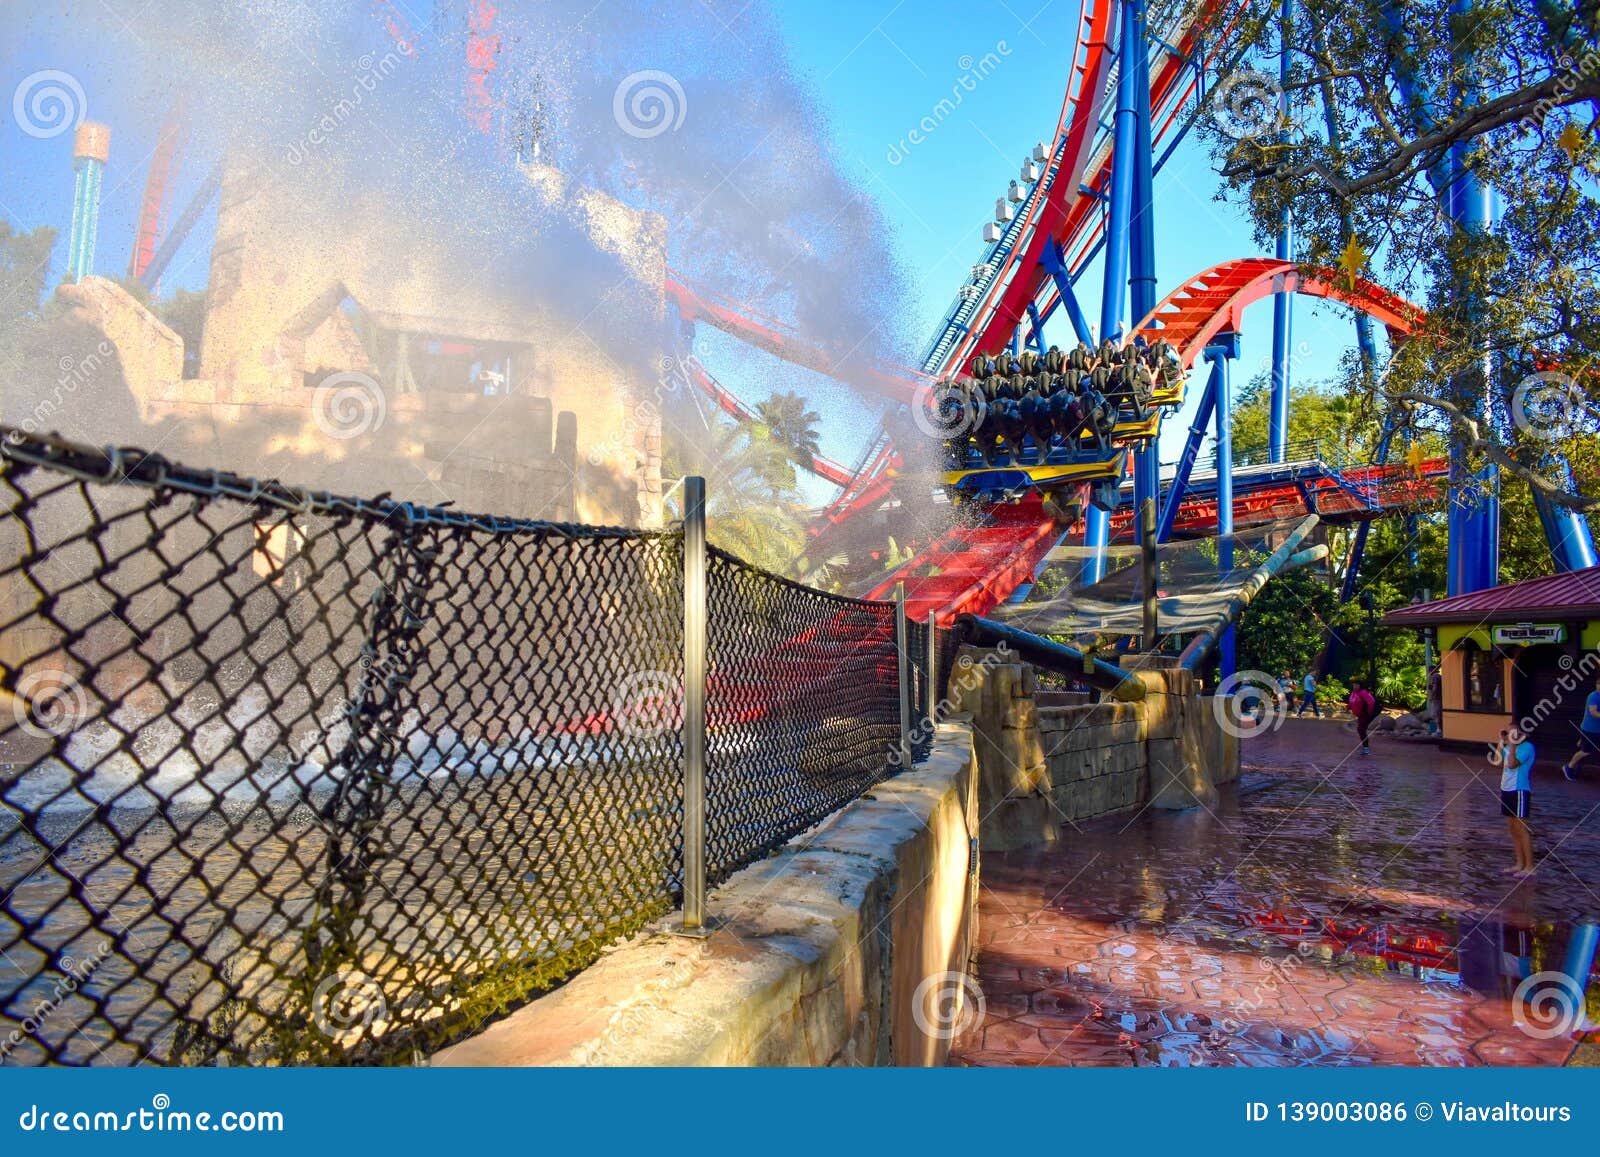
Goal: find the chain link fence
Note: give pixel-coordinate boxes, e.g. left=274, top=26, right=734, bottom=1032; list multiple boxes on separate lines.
left=0, top=428, right=934, bottom=1066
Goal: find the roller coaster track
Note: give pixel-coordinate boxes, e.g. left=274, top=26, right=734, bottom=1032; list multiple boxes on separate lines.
left=856, top=264, right=1435, bottom=624
left=663, top=7, right=1442, bottom=626
left=666, top=270, right=927, bottom=404
left=1131, top=257, right=1424, bottom=365
left=683, top=357, right=857, bottom=489
left=814, top=0, right=1248, bottom=553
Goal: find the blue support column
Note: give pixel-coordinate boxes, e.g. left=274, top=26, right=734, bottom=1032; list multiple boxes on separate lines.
left=1026, top=303, right=1047, bottom=351
left=1444, top=0, right=1499, bottom=594
left=1267, top=0, right=1294, bottom=463
left=1209, top=333, right=1242, bottom=679
left=1157, top=362, right=1220, bottom=542
left=1128, top=2, right=1157, bottom=325
left=1099, top=0, right=1141, bottom=343
left=1127, top=0, right=1160, bottom=541
left=1042, top=239, right=1093, bottom=346
left=1533, top=481, right=1599, bottom=572
left=1083, top=0, right=1145, bottom=584
left=1081, top=504, right=1111, bottom=587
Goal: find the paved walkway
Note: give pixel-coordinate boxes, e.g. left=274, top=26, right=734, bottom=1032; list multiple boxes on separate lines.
left=950, top=719, right=1600, bottom=1066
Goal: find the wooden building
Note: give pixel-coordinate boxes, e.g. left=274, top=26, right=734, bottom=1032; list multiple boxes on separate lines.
left=1383, top=566, right=1600, bottom=757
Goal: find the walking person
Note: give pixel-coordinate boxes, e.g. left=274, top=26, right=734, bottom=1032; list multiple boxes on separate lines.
left=1561, top=673, right=1600, bottom=781
left=1347, top=679, right=1378, bottom=755
left=1278, top=670, right=1296, bottom=714
left=1498, top=725, right=1537, bottom=877
left=1296, top=670, right=1321, bottom=717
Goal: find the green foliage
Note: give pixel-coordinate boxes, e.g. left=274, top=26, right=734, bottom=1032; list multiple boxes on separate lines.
left=661, top=415, right=809, bottom=573
left=1200, top=0, right=1600, bottom=521
left=1236, top=567, right=1337, bottom=679
left=0, top=221, right=58, bottom=378
left=754, top=390, right=823, bottom=462
left=156, top=289, right=208, bottom=378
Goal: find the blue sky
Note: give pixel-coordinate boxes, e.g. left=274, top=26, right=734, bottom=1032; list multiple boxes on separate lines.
left=1, top=1, right=1382, bottom=495
left=761, top=0, right=1377, bottom=469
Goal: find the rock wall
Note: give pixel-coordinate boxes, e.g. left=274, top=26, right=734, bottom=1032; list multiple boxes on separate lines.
left=434, top=724, right=980, bottom=1067
left=951, top=650, right=1239, bottom=851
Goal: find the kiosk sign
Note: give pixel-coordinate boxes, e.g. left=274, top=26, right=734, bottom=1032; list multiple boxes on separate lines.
left=1491, top=623, right=1567, bottom=645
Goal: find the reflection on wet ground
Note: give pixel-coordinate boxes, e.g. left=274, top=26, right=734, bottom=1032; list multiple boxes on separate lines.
left=950, top=723, right=1600, bottom=1066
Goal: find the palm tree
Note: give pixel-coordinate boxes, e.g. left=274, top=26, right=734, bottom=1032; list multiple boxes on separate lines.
left=662, top=419, right=807, bottom=572
left=756, top=392, right=823, bottom=463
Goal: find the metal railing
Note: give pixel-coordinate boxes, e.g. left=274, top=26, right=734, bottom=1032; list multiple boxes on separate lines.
left=0, top=428, right=935, bottom=1065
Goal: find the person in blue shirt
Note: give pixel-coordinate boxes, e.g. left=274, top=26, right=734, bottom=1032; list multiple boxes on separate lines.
left=1561, top=673, right=1600, bottom=781
left=1498, top=725, right=1537, bottom=877
left=1295, top=671, right=1320, bottom=717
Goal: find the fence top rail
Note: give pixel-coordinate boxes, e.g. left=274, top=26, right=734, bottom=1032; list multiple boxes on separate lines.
left=0, top=424, right=671, bottom=541
left=707, top=543, right=896, bottom=610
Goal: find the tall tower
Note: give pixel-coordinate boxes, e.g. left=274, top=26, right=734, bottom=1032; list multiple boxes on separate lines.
left=67, top=121, right=111, bottom=282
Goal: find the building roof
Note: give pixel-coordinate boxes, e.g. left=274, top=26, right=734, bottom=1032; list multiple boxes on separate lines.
left=1381, top=565, right=1600, bottom=627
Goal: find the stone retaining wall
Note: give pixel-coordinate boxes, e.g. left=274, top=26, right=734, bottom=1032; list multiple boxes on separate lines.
left=434, top=724, right=979, bottom=1067
left=951, top=651, right=1239, bottom=851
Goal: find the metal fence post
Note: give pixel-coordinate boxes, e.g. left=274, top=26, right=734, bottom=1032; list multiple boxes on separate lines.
left=894, top=582, right=911, bottom=769
left=681, top=475, right=708, bottom=932
left=1141, top=497, right=1158, bottom=653
left=925, top=609, right=939, bottom=726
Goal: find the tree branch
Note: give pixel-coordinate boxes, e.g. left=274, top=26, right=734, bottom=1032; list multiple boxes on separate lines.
left=1395, top=392, right=1600, bottom=510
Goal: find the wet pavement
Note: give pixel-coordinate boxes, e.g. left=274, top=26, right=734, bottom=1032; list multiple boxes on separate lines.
left=950, top=719, right=1600, bottom=1067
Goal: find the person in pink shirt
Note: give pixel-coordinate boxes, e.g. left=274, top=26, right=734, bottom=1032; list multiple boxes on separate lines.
left=1347, top=680, right=1378, bottom=755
